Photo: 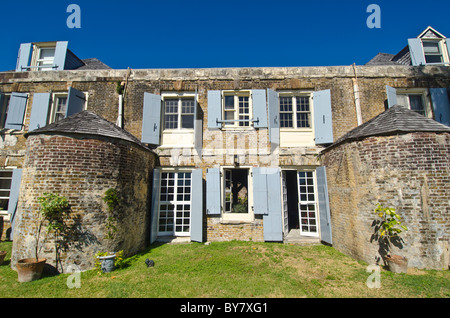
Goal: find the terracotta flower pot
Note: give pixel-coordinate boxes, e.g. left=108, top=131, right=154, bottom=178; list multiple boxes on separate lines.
left=386, top=255, right=408, bottom=273
left=16, top=258, right=47, bottom=282
left=0, top=251, right=6, bottom=265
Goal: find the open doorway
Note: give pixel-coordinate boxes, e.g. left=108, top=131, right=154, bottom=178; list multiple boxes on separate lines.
left=282, top=169, right=319, bottom=240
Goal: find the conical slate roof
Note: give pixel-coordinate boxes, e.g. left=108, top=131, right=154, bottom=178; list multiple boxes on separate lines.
left=26, top=110, right=152, bottom=152
left=323, top=105, right=450, bottom=151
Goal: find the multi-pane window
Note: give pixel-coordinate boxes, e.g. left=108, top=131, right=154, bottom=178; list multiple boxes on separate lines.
left=0, top=170, right=13, bottom=211
left=298, top=171, right=317, bottom=235
left=422, top=41, right=444, bottom=64
left=163, top=98, right=195, bottom=130
left=0, top=95, right=11, bottom=129
left=159, top=171, right=192, bottom=236
left=397, top=93, right=427, bottom=116
left=223, top=93, right=251, bottom=127
left=279, top=95, right=311, bottom=128
left=52, top=95, right=68, bottom=123
left=36, top=47, right=56, bottom=71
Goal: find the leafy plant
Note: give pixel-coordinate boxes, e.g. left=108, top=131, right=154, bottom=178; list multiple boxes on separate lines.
left=374, top=204, right=408, bottom=239
left=94, top=250, right=124, bottom=274
left=35, top=192, right=69, bottom=261
left=102, top=188, right=120, bottom=240
left=103, top=188, right=120, bottom=212
left=372, top=204, right=408, bottom=262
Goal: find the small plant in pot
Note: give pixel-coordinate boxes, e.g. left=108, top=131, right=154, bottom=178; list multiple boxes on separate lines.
left=373, top=204, right=409, bottom=273
left=16, top=192, right=69, bottom=282
left=95, top=188, right=123, bottom=273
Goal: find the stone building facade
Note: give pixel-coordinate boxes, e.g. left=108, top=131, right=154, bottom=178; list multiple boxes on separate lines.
left=321, top=106, right=450, bottom=270
left=1, top=26, right=449, bottom=270
left=10, top=111, right=156, bottom=271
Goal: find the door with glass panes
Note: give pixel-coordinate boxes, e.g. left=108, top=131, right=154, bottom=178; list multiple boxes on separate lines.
left=281, top=170, right=319, bottom=237
left=158, top=171, right=192, bottom=237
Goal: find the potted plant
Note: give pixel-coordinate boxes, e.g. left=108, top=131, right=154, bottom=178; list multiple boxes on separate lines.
left=16, top=192, right=69, bottom=282
left=94, top=250, right=124, bottom=273
left=95, top=188, right=122, bottom=273
left=373, top=204, right=409, bottom=273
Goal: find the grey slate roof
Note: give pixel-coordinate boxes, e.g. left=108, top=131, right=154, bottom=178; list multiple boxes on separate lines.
left=77, top=58, right=112, bottom=70
left=323, top=105, right=450, bottom=151
left=26, top=110, right=152, bottom=152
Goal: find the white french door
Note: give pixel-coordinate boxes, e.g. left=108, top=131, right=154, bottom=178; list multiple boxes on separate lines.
left=158, top=171, right=192, bottom=236
left=297, top=171, right=319, bottom=237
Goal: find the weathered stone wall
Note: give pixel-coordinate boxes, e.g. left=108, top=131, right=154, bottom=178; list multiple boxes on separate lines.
left=11, top=133, right=155, bottom=272
left=322, top=132, right=450, bottom=270
left=1, top=65, right=450, bottom=245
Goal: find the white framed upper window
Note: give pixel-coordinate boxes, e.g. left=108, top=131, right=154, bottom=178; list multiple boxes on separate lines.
left=396, top=89, right=431, bottom=117
left=0, top=94, right=11, bottom=129
left=422, top=40, right=446, bottom=64
left=30, top=43, right=57, bottom=71
left=163, top=96, right=195, bottom=131
left=50, top=93, right=68, bottom=123
left=279, top=93, right=313, bottom=129
left=222, top=91, right=252, bottom=128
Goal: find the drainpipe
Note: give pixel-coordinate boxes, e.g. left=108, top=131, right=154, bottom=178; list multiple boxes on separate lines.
left=116, top=67, right=131, bottom=128
left=117, top=94, right=123, bottom=128
left=352, top=63, right=363, bottom=126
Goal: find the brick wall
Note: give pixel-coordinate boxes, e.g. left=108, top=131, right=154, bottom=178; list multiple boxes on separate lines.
left=322, top=132, right=450, bottom=270
left=11, top=133, right=155, bottom=272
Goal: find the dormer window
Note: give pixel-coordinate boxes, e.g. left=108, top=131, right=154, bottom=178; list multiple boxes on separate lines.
left=35, top=46, right=56, bottom=71
left=408, top=26, right=450, bottom=66
left=15, top=41, right=84, bottom=72
left=422, top=40, right=444, bottom=64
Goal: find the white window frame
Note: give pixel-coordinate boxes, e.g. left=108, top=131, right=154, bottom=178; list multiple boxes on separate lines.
left=50, top=93, right=68, bottom=124
left=158, top=168, right=193, bottom=237
left=0, top=94, right=11, bottom=129
left=421, top=39, right=449, bottom=65
left=297, top=170, right=319, bottom=237
left=220, top=166, right=254, bottom=223
left=30, top=42, right=57, bottom=71
left=0, top=169, right=13, bottom=213
left=162, top=93, right=195, bottom=131
left=221, top=90, right=253, bottom=129
left=396, top=88, right=431, bottom=118
left=278, top=92, right=313, bottom=131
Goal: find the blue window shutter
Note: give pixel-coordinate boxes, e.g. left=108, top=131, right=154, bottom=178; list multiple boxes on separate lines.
left=5, top=93, right=28, bottom=130
left=141, top=92, right=162, bottom=145
left=150, top=168, right=161, bottom=244
left=408, top=38, right=426, bottom=66
left=194, top=90, right=203, bottom=156
left=206, top=168, right=221, bottom=215
left=386, top=85, right=398, bottom=108
left=316, top=166, right=332, bottom=245
left=7, top=168, right=23, bottom=239
left=313, top=89, right=333, bottom=145
left=66, top=87, right=86, bottom=117
left=28, top=93, right=51, bottom=131
left=191, top=168, right=203, bottom=242
left=15, top=43, right=32, bottom=72
left=0, top=93, right=5, bottom=125
left=263, top=168, right=283, bottom=242
left=446, top=39, right=450, bottom=62
left=207, top=90, right=221, bottom=129
left=267, top=88, right=279, bottom=146
left=252, top=89, right=268, bottom=128
left=430, top=88, right=450, bottom=126
left=252, top=167, right=268, bottom=215
left=53, top=41, right=68, bottom=70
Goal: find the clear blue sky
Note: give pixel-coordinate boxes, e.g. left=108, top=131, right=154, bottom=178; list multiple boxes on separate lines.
left=1, top=0, right=449, bottom=71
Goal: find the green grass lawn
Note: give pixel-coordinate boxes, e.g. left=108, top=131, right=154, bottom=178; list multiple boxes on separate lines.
left=0, top=240, right=449, bottom=298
